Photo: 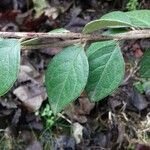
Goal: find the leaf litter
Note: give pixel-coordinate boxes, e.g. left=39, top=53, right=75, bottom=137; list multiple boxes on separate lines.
left=0, top=0, right=150, bottom=149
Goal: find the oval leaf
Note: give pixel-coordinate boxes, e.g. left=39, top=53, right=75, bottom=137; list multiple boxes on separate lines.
left=83, top=11, right=133, bottom=33
left=45, top=45, right=89, bottom=114
left=126, top=10, right=150, bottom=28
left=86, top=40, right=125, bottom=101
left=83, top=19, right=132, bottom=33
left=0, top=39, right=20, bottom=96
left=139, top=49, right=150, bottom=78
left=83, top=10, right=150, bottom=33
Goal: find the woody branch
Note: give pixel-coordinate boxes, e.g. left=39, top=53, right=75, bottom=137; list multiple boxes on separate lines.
left=0, top=29, right=150, bottom=49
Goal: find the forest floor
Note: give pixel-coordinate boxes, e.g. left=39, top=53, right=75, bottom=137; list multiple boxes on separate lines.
left=0, top=0, right=150, bottom=150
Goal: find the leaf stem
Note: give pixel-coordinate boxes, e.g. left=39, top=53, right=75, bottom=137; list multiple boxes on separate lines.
left=21, top=39, right=82, bottom=49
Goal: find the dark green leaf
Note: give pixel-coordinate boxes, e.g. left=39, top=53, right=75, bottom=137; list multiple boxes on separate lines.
left=83, top=19, right=132, bottom=33
left=86, top=40, right=125, bottom=101
left=126, top=10, right=150, bottom=28
left=45, top=45, right=89, bottom=114
left=139, top=49, right=150, bottom=78
left=0, top=39, right=20, bottom=96
left=83, top=10, right=150, bottom=33
left=83, top=11, right=133, bottom=33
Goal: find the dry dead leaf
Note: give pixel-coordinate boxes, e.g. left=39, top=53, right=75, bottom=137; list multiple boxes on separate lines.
left=65, top=97, right=95, bottom=123
left=13, top=63, right=47, bottom=112
left=72, top=122, right=84, bottom=144
left=44, top=7, right=59, bottom=19
left=64, top=103, right=87, bottom=123
left=13, top=84, right=47, bottom=112
left=78, top=97, right=95, bottom=115
left=0, top=98, right=17, bottom=109
left=18, top=65, right=40, bottom=83
left=33, top=0, right=59, bottom=19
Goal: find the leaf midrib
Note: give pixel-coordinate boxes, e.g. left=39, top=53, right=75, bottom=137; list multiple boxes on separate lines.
left=54, top=48, right=81, bottom=113
left=90, top=46, right=117, bottom=100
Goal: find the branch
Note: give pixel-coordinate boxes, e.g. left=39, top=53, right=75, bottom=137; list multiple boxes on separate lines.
left=111, top=29, right=150, bottom=40
left=0, top=29, right=150, bottom=49
left=1, top=29, right=150, bottom=39
left=0, top=31, right=90, bottom=39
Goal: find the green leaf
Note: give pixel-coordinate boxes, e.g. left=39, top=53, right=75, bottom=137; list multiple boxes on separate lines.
left=45, top=45, right=89, bottom=114
left=139, top=49, right=150, bottom=78
left=0, top=39, right=20, bottom=96
left=101, top=11, right=133, bottom=26
left=83, top=19, right=132, bottom=33
left=83, top=11, right=133, bottom=33
left=83, top=10, right=150, bottom=33
left=125, top=10, right=150, bottom=28
left=86, top=40, right=125, bottom=101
